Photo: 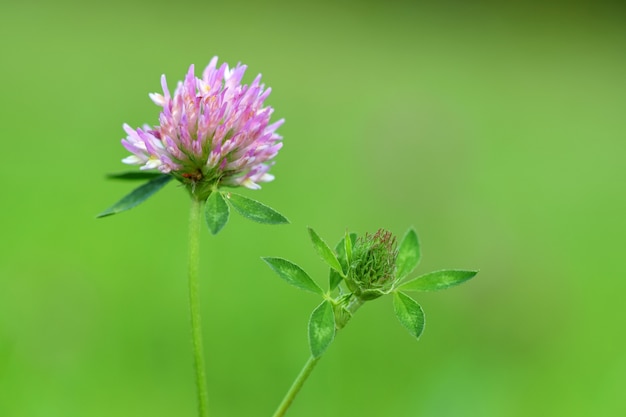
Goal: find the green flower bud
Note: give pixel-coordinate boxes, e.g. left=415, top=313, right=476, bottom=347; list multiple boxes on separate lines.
left=346, top=229, right=398, bottom=300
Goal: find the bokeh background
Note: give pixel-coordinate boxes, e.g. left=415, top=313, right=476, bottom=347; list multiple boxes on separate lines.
left=1, top=0, right=625, bottom=416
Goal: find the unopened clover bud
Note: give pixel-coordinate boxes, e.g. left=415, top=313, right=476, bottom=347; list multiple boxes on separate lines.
left=346, top=229, right=398, bottom=300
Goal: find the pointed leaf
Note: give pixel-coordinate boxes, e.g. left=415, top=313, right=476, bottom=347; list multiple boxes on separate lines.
left=97, top=174, right=172, bottom=218
left=396, top=228, right=420, bottom=279
left=344, top=230, right=354, bottom=264
left=329, top=268, right=343, bottom=292
left=308, top=300, right=335, bottom=358
left=393, top=291, right=425, bottom=340
left=226, top=192, right=289, bottom=224
left=399, top=270, right=478, bottom=292
left=262, top=257, right=322, bottom=295
left=308, top=227, right=343, bottom=273
left=205, top=191, right=230, bottom=235
left=106, top=171, right=164, bottom=181
left=329, top=232, right=357, bottom=290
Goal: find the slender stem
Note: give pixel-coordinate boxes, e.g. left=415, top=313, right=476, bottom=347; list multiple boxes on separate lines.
left=272, top=296, right=365, bottom=417
left=188, top=197, right=209, bottom=417
left=272, top=356, right=321, bottom=417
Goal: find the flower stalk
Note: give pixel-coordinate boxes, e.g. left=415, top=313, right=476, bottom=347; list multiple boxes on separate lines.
left=188, top=196, right=209, bottom=417
left=272, top=356, right=320, bottom=417
left=101, top=57, right=289, bottom=417
left=272, top=295, right=364, bottom=417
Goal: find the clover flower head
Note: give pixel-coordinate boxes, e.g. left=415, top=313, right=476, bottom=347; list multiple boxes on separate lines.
left=121, top=57, right=284, bottom=198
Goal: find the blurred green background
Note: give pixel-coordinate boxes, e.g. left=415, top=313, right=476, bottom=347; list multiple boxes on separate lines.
left=1, top=0, right=625, bottom=416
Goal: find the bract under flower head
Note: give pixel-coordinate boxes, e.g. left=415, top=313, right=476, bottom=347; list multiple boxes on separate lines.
left=121, top=57, right=284, bottom=199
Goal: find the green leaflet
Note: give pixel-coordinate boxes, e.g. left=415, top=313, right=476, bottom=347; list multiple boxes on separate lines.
left=105, top=171, right=165, bottom=181
left=308, top=227, right=343, bottom=274
left=393, top=291, right=425, bottom=340
left=395, top=228, right=420, bottom=279
left=399, top=270, right=478, bottom=292
left=344, top=230, right=354, bottom=264
left=97, top=174, right=172, bottom=218
left=308, top=300, right=335, bottom=358
left=226, top=192, right=288, bottom=224
left=262, top=257, right=323, bottom=295
left=329, top=232, right=357, bottom=291
left=205, top=191, right=230, bottom=235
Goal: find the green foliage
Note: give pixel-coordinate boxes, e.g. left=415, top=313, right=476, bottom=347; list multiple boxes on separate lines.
left=344, top=230, right=354, bottom=264
left=105, top=171, right=164, bottom=181
left=395, top=228, right=420, bottom=279
left=308, top=227, right=343, bottom=274
left=265, top=227, right=476, bottom=358
left=399, top=270, right=478, bottom=292
left=226, top=192, right=289, bottom=224
left=308, top=300, right=335, bottom=357
left=97, top=174, right=172, bottom=218
left=393, top=291, right=425, bottom=340
left=329, top=265, right=342, bottom=292
left=205, top=191, right=230, bottom=235
left=262, top=257, right=323, bottom=295
left=329, top=232, right=357, bottom=291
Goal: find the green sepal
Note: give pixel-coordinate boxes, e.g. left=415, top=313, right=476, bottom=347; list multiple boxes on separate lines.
left=205, top=191, right=230, bottom=235
left=329, top=232, right=357, bottom=291
left=226, top=192, right=289, bottom=224
left=262, top=257, right=323, bottom=295
left=398, top=270, right=478, bottom=292
left=308, top=300, right=335, bottom=358
left=395, top=228, right=420, bottom=279
left=393, top=291, right=425, bottom=340
left=308, top=227, right=343, bottom=274
left=106, top=171, right=165, bottom=181
left=97, top=174, right=172, bottom=218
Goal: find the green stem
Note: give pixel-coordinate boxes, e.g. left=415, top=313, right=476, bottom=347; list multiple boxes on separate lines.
left=272, top=296, right=365, bottom=417
left=188, top=197, right=209, bottom=417
left=272, top=356, right=321, bottom=417
left=336, top=296, right=364, bottom=330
